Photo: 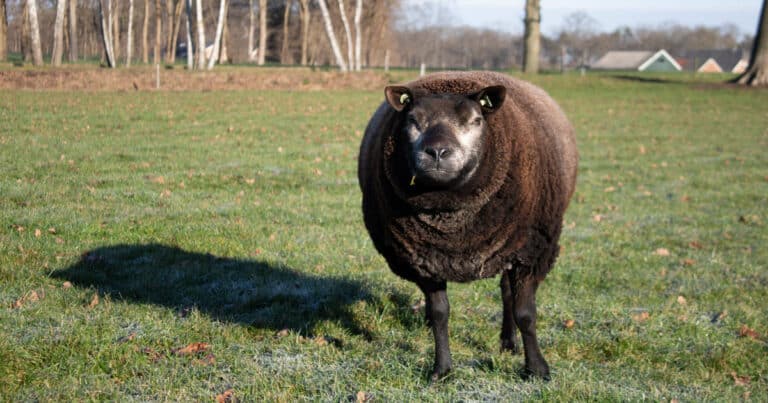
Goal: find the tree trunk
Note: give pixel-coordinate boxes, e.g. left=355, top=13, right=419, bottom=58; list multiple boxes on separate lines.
left=154, top=0, right=161, bottom=64
left=68, top=0, right=78, bottom=61
left=184, top=0, right=193, bottom=68
left=353, top=0, right=362, bottom=71
left=257, top=0, right=266, bottom=65
left=165, top=0, right=173, bottom=62
left=99, top=0, right=116, bottom=67
left=522, top=0, right=540, bottom=74
left=316, top=0, right=347, bottom=71
left=220, top=6, right=229, bottom=63
left=0, top=0, right=6, bottom=62
left=248, top=0, right=255, bottom=61
left=27, top=0, right=44, bottom=66
left=52, top=0, right=67, bottom=66
left=112, top=0, right=120, bottom=62
left=337, top=0, right=354, bottom=70
left=21, top=2, right=31, bottom=62
left=142, top=0, right=149, bottom=63
left=299, top=0, right=309, bottom=65
left=168, top=0, right=183, bottom=63
left=206, top=0, right=226, bottom=69
left=280, top=0, right=291, bottom=64
left=195, top=0, right=205, bottom=68
left=126, top=0, right=134, bottom=66
left=734, top=0, right=768, bottom=86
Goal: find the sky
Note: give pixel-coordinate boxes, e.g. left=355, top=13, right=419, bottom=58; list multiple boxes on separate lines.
left=412, top=0, right=764, bottom=37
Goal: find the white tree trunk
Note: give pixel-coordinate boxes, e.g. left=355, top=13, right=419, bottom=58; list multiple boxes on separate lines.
left=51, top=0, right=67, bottom=66
left=185, top=0, right=194, bottom=69
left=99, top=0, right=116, bottom=68
left=207, top=0, right=227, bottom=69
left=195, top=0, right=205, bottom=68
left=126, top=0, right=133, bottom=66
left=248, top=0, right=255, bottom=61
left=68, top=0, right=78, bottom=61
left=316, top=0, right=347, bottom=71
left=258, top=0, right=266, bottom=65
left=353, top=0, right=362, bottom=71
left=27, top=0, right=43, bottom=66
left=337, top=0, right=354, bottom=70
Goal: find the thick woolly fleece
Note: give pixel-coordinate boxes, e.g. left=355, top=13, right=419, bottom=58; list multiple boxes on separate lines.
left=358, top=71, right=577, bottom=283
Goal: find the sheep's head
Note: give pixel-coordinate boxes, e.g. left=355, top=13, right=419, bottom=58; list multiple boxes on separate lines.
left=385, top=85, right=506, bottom=189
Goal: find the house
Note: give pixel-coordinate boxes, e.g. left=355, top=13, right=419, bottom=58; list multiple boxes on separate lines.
left=591, top=50, right=682, bottom=72
left=676, top=49, right=749, bottom=74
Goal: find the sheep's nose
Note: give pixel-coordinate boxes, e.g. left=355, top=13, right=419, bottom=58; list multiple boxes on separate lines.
left=424, top=147, right=451, bottom=162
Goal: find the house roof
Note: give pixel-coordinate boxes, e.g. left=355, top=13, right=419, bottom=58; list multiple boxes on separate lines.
left=592, top=50, right=681, bottom=71
left=677, top=49, right=748, bottom=72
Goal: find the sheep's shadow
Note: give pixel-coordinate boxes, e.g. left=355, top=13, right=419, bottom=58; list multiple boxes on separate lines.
left=52, top=243, right=375, bottom=338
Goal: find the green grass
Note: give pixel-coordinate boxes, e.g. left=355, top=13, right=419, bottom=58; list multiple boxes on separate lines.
left=1, top=71, right=766, bottom=401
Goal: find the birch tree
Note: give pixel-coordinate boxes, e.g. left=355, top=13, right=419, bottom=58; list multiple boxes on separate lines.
left=126, top=0, right=134, bottom=66
left=337, top=0, right=354, bottom=69
left=248, top=0, right=256, bottom=61
left=353, top=0, right=362, bottom=71
left=99, top=0, right=116, bottom=67
left=153, top=0, right=161, bottom=63
left=317, top=0, right=347, bottom=71
left=184, top=0, right=193, bottom=68
left=207, top=0, right=227, bottom=69
left=195, top=0, right=205, bottom=68
left=257, top=0, right=266, bottom=65
left=299, top=0, right=309, bottom=65
left=51, top=0, right=67, bottom=66
left=112, top=0, right=120, bottom=61
left=142, top=0, right=149, bottom=62
left=27, top=0, right=43, bottom=66
left=734, top=0, right=768, bottom=86
left=522, top=0, right=541, bottom=73
left=0, top=0, right=6, bottom=62
left=280, top=0, right=292, bottom=64
left=68, top=0, right=78, bottom=61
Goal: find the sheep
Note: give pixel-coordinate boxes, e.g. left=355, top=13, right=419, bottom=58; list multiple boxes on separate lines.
left=357, top=71, right=577, bottom=381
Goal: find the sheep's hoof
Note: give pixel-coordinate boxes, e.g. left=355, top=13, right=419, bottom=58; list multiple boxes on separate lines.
left=429, top=367, right=451, bottom=384
left=500, top=338, right=521, bottom=355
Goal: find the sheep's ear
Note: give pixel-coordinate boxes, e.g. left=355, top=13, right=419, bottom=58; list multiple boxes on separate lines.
left=384, top=86, right=413, bottom=112
left=474, top=85, right=506, bottom=114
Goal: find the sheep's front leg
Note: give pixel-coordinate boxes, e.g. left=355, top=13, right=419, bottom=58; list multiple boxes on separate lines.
left=500, top=270, right=521, bottom=354
left=418, top=279, right=451, bottom=381
left=514, top=275, right=550, bottom=380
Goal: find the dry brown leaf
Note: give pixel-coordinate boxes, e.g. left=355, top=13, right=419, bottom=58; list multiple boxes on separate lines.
left=731, top=372, right=751, bottom=387
left=632, top=311, right=650, bottom=322
left=62, top=281, right=72, bottom=289
left=738, top=324, right=761, bottom=341
left=356, top=391, right=372, bottom=403
left=563, top=319, right=576, bottom=329
left=314, top=336, right=329, bottom=346
left=48, top=227, right=57, bottom=234
left=88, top=293, right=99, bottom=309
left=682, top=259, right=696, bottom=267
left=654, top=248, right=670, bottom=256
left=34, top=228, right=42, bottom=238
left=192, top=353, right=216, bottom=367
left=216, top=389, right=235, bottom=403
left=12, top=290, right=41, bottom=309
left=676, top=295, right=687, bottom=305
left=275, top=328, right=290, bottom=338
left=688, top=241, right=703, bottom=249
left=592, top=214, right=603, bottom=222
left=141, top=347, right=164, bottom=362
left=172, top=342, right=211, bottom=356
left=604, top=186, right=616, bottom=193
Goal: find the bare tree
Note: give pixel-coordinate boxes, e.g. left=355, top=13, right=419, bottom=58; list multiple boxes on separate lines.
left=734, top=0, right=768, bottom=86
left=112, top=0, right=120, bottom=62
left=51, top=0, right=67, bottom=66
left=248, top=0, right=255, bottom=61
left=99, top=0, right=116, bottom=67
left=195, top=0, right=205, bottom=68
left=299, top=0, right=309, bottom=65
left=317, top=0, right=347, bottom=71
left=185, top=0, right=193, bottom=68
left=0, top=0, right=6, bottom=62
left=153, top=0, right=161, bottom=63
left=68, top=0, right=78, bottom=61
left=207, top=0, right=226, bottom=69
left=338, top=0, right=353, bottom=69
left=166, top=0, right=183, bottom=63
left=219, top=4, right=229, bottom=63
left=142, top=0, right=149, bottom=62
left=257, top=0, right=266, bottom=65
left=280, top=0, right=292, bottom=64
left=27, top=0, right=43, bottom=66
left=353, top=0, right=362, bottom=70
left=126, top=0, right=134, bottom=66
left=522, top=0, right=540, bottom=73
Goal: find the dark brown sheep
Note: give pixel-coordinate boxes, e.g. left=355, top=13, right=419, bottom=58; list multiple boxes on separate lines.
left=358, top=71, right=577, bottom=381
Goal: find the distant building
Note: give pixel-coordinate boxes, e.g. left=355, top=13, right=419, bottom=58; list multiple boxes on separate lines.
left=591, top=50, right=682, bottom=72
left=675, top=49, right=749, bottom=74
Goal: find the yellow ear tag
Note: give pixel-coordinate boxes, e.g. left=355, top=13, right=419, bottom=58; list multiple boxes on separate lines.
left=400, top=93, right=410, bottom=105
left=480, top=95, right=492, bottom=108
left=410, top=175, right=416, bottom=186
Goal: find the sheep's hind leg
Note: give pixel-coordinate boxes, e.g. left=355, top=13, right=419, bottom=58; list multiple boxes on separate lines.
left=514, top=275, right=550, bottom=380
left=417, top=279, right=452, bottom=381
left=500, top=270, right=521, bottom=354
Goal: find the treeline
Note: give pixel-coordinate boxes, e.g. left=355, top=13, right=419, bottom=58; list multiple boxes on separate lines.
left=0, top=1, right=754, bottom=70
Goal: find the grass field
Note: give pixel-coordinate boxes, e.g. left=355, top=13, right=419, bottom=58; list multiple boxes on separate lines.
left=1, top=67, right=766, bottom=401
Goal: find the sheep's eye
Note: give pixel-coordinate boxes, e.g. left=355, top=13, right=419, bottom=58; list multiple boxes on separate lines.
left=472, top=117, right=483, bottom=126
